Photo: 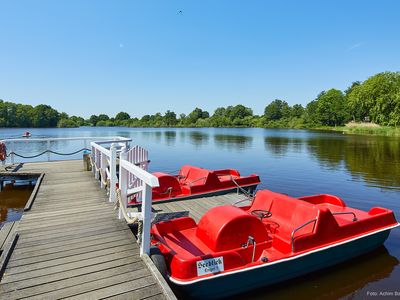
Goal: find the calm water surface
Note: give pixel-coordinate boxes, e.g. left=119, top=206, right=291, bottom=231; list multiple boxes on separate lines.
left=0, top=127, right=399, bottom=299
left=0, top=184, right=33, bottom=228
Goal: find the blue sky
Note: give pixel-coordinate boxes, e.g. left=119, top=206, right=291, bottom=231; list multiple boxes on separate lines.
left=0, top=0, right=399, bottom=118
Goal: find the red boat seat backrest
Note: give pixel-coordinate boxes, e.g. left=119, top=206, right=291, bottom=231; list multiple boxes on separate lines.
left=298, top=194, right=346, bottom=207
left=152, top=172, right=182, bottom=195
left=212, top=169, right=241, bottom=178
left=179, top=165, right=213, bottom=186
left=250, top=190, right=320, bottom=251
left=196, top=206, right=268, bottom=252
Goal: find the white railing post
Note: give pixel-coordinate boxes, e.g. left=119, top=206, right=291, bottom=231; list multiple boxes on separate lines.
left=94, top=149, right=99, bottom=180
left=140, top=183, right=153, bottom=256
left=47, top=140, right=51, bottom=161
left=119, top=146, right=128, bottom=220
left=91, top=145, right=96, bottom=176
left=100, top=152, right=107, bottom=189
left=109, top=143, right=117, bottom=202
left=10, top=141, right=15, bottom=164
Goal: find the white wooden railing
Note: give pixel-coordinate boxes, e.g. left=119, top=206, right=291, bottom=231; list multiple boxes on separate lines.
left=1, top=135, right=158, bottom=256
left=90, top=141, right=159, bottom=256
left=118, top=145, right=159, bottom=255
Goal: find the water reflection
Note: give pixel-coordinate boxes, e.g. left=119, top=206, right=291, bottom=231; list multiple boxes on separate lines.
left=141, top=131, right=162, bottom=143
left=188, top=131, right=210, bottom=147
left=0, top=184, right=33, bottom=227
left=307, top=136, right=400, bottom=188
left=264, top=137, right=304, bottom=157
left=237, top=247, right=398, bottom=300
left=214, top=134, right=252, bottom=151
left=306, top=137, right=345, bottom=169
left=264, top=137, right=290, bottom=157
left=164, top=131, right=176, bottom=146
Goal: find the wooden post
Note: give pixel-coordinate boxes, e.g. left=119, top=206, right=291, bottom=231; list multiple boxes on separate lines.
left=47, top=140, right=51, bottom=161
left=118, top=146, right=128, bottom=220
left=109, top=143, right=117, bottom=202
left=140, top=183, right=152, bottom=256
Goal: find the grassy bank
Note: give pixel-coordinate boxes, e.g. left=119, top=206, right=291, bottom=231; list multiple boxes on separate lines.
left=315, top=123, right=400, bottom=137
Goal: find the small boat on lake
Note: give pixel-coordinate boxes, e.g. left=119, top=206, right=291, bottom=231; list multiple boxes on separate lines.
left=128, top=165, right=260, bottom=205
left=22, top=131, right=31, bottom=138
left=150, top=190, right=399, bottom=299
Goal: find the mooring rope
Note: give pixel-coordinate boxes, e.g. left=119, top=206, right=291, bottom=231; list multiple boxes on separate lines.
left=88, top=154, right=99, bottom=173
left=99, top=168, right=109, bottom=188
left=115, top=188, right=140, bottom=225
left=7, top=148, right=91, bottom=159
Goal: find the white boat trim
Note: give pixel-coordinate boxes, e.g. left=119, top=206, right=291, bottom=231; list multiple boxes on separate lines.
left=169, top=222, right=400, bottom=285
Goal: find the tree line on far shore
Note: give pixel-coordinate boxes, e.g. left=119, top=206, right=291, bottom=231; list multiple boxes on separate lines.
left=1, top=71, right=399, bottom=129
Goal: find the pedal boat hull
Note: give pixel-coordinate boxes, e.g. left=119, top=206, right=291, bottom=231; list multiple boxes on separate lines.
left=151, top=190, right=398, bottom=299
left=169, top=226, right=395, bottom=299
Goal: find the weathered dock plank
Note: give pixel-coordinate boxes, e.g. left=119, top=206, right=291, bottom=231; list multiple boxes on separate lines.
left=0, top=222, right=19, bottom=252
left=0, top=159, right=248, bottom=299
left=0, top=160, right=171, bottom=299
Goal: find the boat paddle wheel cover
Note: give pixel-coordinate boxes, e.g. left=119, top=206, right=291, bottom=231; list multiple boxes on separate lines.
left=196, top=206, right=269, bottom=252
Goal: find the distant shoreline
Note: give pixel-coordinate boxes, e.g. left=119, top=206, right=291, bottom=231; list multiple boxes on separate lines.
left=1, top=124, right=399, bottom=137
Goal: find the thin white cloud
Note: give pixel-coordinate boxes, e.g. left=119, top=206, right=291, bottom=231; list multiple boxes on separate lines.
left=119, top=43, right=124, bottom=48
left=347, top=43, right=362, bottom=52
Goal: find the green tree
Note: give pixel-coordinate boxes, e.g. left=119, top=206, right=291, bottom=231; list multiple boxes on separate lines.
left=115, top=111, right=130, bottom=121
left=315, top=89, right=349, bottom=126
left=188, top=108, right=209, bottom=124
left=291, top=104, right=305, bottom=118
left=164, top=110, right=177, bottom=126
left=347, top=72, right=400, bottom=125
left=344, top=81, right=361, bottom=97
left=89, top=115, right=99, bottom=126
left=58, top=118, right=78, bottom=128
left=225, top=105, right=253, bottom=120
left=31, top=105, right=60, bottom=127
left=304, top=100, right=319, bottom=125
left=97, top=114, right=110, bottom=122
left=141, top=115, right=151, bottom=123
left=264, top=99, right=290, bottom=121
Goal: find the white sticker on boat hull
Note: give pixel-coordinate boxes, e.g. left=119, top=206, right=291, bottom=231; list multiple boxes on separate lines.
left=196, top=257, right=224, bottom=276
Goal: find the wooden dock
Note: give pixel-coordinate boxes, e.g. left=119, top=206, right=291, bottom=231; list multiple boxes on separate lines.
left=0, top=160, right=247, bottom=299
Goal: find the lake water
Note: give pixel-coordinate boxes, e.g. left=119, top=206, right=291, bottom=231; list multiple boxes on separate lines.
left=0, top=127, right=399, bottom=299
left=0, top=183, right=33, bottom=227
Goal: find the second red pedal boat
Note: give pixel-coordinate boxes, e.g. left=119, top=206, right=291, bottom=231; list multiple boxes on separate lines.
left=128, top=165, right=260, bottom=205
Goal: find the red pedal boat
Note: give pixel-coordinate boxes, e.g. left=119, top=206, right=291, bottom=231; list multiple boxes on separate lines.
left=22, top=131, right=31, bottom=138
left=150, top=190, right=399, bottom=299
left=128, top=165, right=260, bottom=205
